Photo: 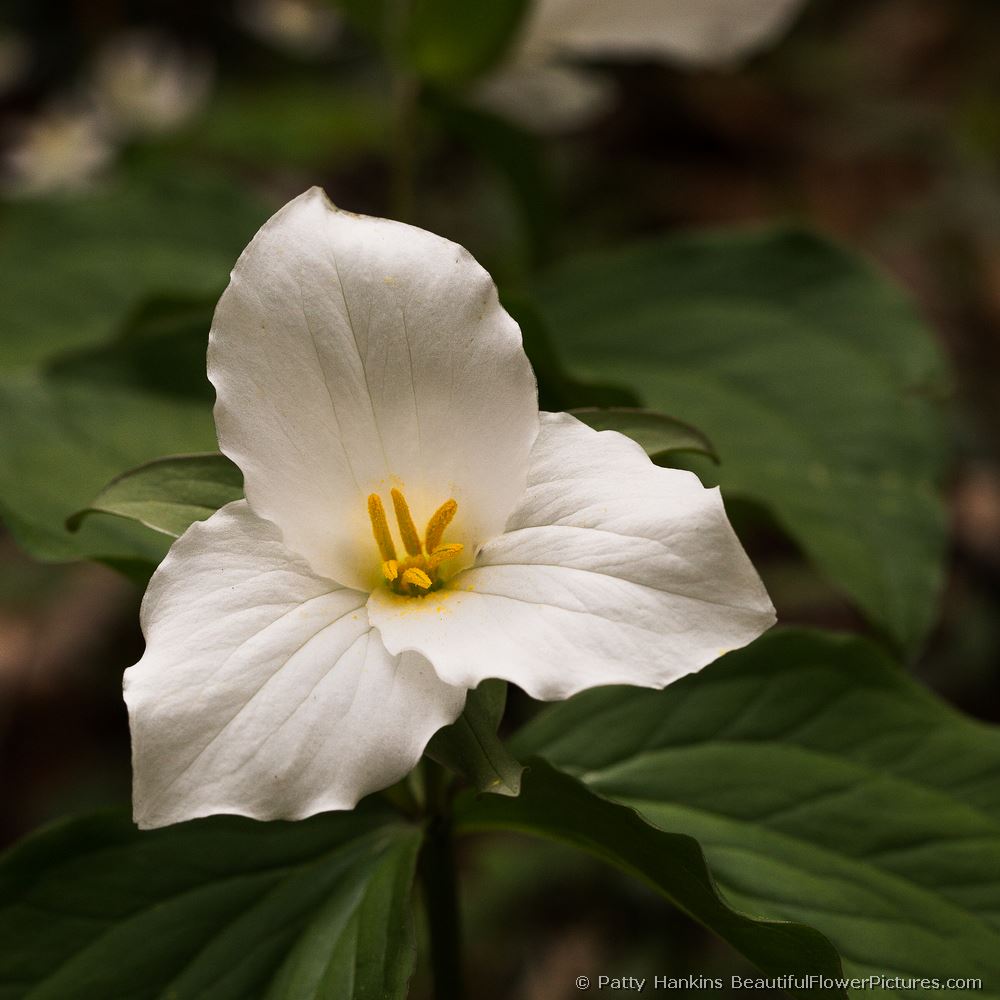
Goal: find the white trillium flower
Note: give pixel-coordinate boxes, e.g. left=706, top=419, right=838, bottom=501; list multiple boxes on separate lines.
left=234, top=0, right=343, bottom=59
left=478, top=0, right=809, bottom=131
left=124, top=189, right=775, bottom=829
left=2, top=105, right=116, bottom=197
left=90, top=31, right=212, bottom=138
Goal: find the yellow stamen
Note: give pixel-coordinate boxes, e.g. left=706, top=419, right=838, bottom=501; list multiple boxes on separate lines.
left=425, top=499, right=457, bottom=553
left=391, top=488, right=423, bottom=557
left=401, top=567, right=432, bottom=591
left=426, top=542, right=463, bottom=570
left=381, top=559, right=399, bottom=582
left=367, top=494, right=397, bottom=562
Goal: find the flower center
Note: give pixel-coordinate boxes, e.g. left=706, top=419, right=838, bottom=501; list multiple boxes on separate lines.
left=367, top=488, right=464, bottom=596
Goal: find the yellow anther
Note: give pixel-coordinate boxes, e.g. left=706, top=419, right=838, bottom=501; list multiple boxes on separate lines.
left=425, top=499, right=457, bottom=553
left=367, top=494, right=397, bottom=563
left=390, top=488, right=423, bottom=557
left=401, top=567, right=432, bottom=592
left=427, top=542, right=463, bottom=570
left=367, top=491, right=462, bottom=597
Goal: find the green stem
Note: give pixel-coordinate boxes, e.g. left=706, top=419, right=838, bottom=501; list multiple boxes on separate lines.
left=419, top=763, right=464, bottom=1000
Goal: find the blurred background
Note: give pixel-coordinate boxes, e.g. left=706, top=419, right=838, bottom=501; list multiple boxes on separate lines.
left=1, top=1, right=999, bottom=996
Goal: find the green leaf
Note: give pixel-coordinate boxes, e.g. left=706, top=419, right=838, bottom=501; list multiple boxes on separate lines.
left=46, top=297, right=217, bottom=400
left=336, top=0, right=528, bottom=83
left=533, top=228, right=950, bottom=653
left=457, top=761, right=846, bottom=998
left=424, top=91, right=553, bottom=267
left=503, top=295, right=640, bottom=412
left=0, top=806, right=420, bottom=1000
left=68, top=454, right=243, bottom=539
left=0, top=371, right=215, bottom=564
left=514, top=629, right=1000, bottom=996
left=426, top=680, right=523, bottom=796
left=180, top=82, right=391, bottom=169
left=0, top=297, right=226, bottom=564
left=330, top=0, right=387, bottom=43
left=403, top=0, right=530, bottom=84
left=0, top=170, right=267, bottom=369
left=570, top=407, right=718, bottom=463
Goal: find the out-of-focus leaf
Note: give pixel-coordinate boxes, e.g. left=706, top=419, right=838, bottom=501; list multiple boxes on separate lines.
left=534, top=228, right=950, bottom=654
left=458, top=761, right=846, bottom=998
left=403, top=0, right=529, bottom=84
left=0, top=806, right=420, bottom=1000
left=68, top=454, right=243, bottom=539
left=179, top=82, right=391, bottom=168
left=425, top=90, right=552, bottom=265
left=427, top=680, right=522, bottom=796
left=48, top=297, right=216, bottom=400
left=336, top=0, right=528, bottom=83
left=514, top=629, right=1000, bottom=995
left=571, top=407, right=718, bottom=463
left=0, top=303, right=219, bottom=563
left=332, top=0, right=388, bottom=44
left=503, top=295, right=639, bottom=412
left=0, top=371, right=214, bottom=564
left=0, top=170, right=266, bottom=368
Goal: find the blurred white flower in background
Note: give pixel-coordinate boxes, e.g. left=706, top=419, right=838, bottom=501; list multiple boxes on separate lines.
left=476, top=62, right=615, bottom=134
left=89, top=30, right=212, bottom=137
left=235, top=0, right=343, bottom=59
left=1, top=105, right=116, bottom=197
left=478, top=0, right=809, bottom=130
left=1, top=30, right=212, bottom=198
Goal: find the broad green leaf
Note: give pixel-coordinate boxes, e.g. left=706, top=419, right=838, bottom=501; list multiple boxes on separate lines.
left=0, top=169, right=266, bottom=368
left=403, top=0, right=530, bottom=84
left=514, top=630, right=1000, bottom=997
left=0, top=806, right=420, bottom=1000
left=0, top=371, right=215, bottom=564
left=571, top=407, right=718, bottom=463
left=180, top=82, right=390, bottom=169
left=427, top=680, right=523, bottom=796
left=0, top=301, right=219, bottom=563
left=68, top=454, right=243, bottom=539
left=46, top=297, right=216, bottom=400
left=336, top=0, right=528, bottom=83
left=458, top=761, right=846, bottom=998
left=424, top=91, right=553, bottom=267
left=533, top=228, right=950, bottom=653
left=503, top=295, right=639, bottom=412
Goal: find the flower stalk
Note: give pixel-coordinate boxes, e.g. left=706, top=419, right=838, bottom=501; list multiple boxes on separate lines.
left=419, top=761, right=465, bottom=1000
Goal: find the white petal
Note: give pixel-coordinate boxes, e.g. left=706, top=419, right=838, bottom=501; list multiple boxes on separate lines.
left=208, top=189, right=538, bottom=589
left=369, top=412, right=774, bottom=701
left=515, top=0, right=806, bottom=68
left=125, top=501, right=466, bottom=829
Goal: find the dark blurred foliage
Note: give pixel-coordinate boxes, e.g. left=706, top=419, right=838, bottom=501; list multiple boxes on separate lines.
left=2, top=1, right=999, bottom=996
